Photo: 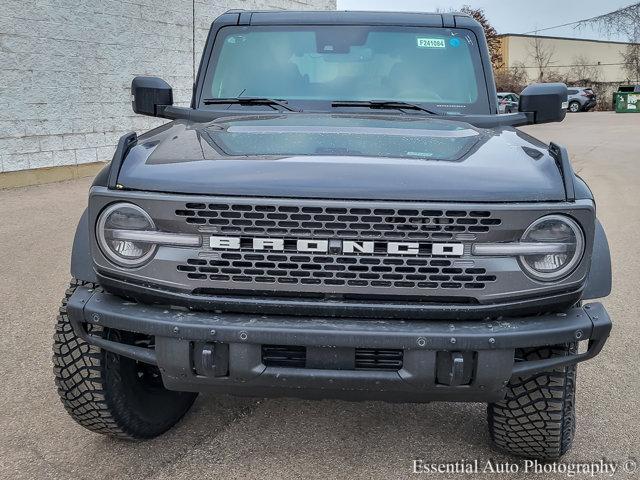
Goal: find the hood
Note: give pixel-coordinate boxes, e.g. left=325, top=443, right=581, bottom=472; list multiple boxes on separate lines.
left=118, top=114, right=566, bottom=202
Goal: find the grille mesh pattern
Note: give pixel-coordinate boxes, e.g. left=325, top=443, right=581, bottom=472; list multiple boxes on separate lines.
left=177, top=252, right=497, bottom=290
left=175, top=203, right=502, bottom=240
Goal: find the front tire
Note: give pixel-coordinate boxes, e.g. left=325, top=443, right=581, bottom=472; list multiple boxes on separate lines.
left=487, top=344, right=577, bottom=459
left=52, top=279, right=198, bottom=439
left=568, top=101, right=581, bottom=113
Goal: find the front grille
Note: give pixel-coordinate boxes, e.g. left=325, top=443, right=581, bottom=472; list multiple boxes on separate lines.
left=93, top=191, right=594, bottom=310
left=173, top=200, right=503, bottom=297
left=175, top=202, right=501, bottom=240
left=355, top=348, right=403, bottom=371
left=177, top=253, right=497, bottom=290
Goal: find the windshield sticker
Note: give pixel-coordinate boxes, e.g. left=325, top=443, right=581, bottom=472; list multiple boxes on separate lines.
left=449, top=37, right=461, bottom=48
left=416, top=37, right=446, bottom=49
left=406, top=151, right=435, bottom=158
left=226, top=35, right=246, bottom=44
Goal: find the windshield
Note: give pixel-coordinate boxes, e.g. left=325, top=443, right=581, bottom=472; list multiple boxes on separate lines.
left=200, top=26, right=491, bottom=114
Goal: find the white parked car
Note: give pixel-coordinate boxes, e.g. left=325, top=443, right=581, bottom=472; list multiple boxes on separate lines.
left=497, top=92, right=519, bottom=113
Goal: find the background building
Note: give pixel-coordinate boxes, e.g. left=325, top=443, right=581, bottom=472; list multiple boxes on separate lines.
left=497, top=34, right=639, bottom=96
left=0, top=0, right=335, bottom=187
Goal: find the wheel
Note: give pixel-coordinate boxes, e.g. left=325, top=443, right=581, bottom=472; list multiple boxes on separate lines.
left=487, top=344, right=577, bottom=459
left=568, top=101, right=581, bottom=113
left=52, top=279, right=198, bottom=439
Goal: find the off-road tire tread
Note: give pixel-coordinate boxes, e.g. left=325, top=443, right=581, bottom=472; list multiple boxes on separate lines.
left=53, top=279, right=195, bottom=439
left=487, top=344, right=577, bottom=459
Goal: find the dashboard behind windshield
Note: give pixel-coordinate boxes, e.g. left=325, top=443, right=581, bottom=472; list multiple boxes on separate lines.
left=200, top=26, right=491, bottom=115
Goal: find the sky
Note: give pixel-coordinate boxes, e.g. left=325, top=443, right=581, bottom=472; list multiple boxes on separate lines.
left=336, top=0, right=633, bottom=42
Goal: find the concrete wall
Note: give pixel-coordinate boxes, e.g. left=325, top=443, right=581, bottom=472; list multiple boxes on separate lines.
left=0, top=0, right=335, bottom=175
left=499, top=34, right=637, bottom=84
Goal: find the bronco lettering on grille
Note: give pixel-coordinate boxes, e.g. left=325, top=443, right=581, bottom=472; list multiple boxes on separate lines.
left=209, top=236, right=464, bottom=256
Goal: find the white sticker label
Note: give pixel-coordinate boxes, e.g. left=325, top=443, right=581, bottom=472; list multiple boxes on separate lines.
left=417, top=37, right=446, bottom=49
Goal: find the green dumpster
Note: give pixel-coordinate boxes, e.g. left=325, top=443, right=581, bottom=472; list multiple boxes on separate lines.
left=615, top=90, right=640, bottom=113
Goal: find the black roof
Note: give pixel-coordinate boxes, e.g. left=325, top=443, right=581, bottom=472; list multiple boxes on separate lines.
left=223, top=9, right=474, bottom=28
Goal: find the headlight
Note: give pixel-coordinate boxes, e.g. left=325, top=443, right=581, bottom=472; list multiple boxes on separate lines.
left=97, top=203, right=157, bottom=267
left=519, top=215, right=584, bottom=281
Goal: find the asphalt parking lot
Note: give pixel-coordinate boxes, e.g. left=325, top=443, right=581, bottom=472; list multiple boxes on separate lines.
left=0, top=112, right=638, bottom=479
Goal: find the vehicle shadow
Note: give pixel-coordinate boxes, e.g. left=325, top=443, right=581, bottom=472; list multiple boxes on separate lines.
left=145, top=394, right=496, bottom=478
left=73, top=394, right=497, bottom=479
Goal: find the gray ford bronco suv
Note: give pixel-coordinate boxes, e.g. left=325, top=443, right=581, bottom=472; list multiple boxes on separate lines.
left=53, top=10, right=613, bottom=459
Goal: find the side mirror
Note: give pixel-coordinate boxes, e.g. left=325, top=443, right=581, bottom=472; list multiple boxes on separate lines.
left=131, top=76, right=173, bottom=117
left=519, top=83, right=568, bottom=124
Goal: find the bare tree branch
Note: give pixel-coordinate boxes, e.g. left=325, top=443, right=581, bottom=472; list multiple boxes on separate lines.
left=575, top=3, right=640, bottom=85
left=494, top=63, right=528, bottom=93
left=621, top=44, right=640, bottom=82
left=568, top=54, right=602, bottom=85
left=527, top=37, right=557, bottom=82
left=575, top=2, right=640, bottom=42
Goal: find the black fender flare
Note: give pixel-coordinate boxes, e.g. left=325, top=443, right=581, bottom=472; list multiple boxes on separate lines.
left=583, top=218, right=612, bottom=300
left=70, top=209, right=98, bottom=283
left=71, top=131, right=136, bottom=282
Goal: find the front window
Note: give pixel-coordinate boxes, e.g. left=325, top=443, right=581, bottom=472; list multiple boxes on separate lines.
left=200, top=26, right=491, bottom=114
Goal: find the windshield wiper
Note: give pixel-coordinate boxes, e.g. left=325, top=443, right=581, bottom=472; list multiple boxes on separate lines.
left=202, top=97, right=300, bottom=112
left=332, top=100, right=438, bottom=115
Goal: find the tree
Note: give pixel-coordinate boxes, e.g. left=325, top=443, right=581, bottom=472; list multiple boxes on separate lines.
left=494, top=63, right=528, bottom=93
left=621, top=44, right=640, bottom=82
left=527, top=36, right=556, bottom=82
left=460, top=5, right=503, bottom=70
left=544, top=70, right=569, bottom=84
left=575, top=2, right=640, bottom=83
left=568, top=54, right=602, bottom=85
left=576, top=3, right=640, bottom=43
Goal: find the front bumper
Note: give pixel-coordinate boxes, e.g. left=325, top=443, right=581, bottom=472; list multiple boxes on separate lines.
left=66, top=286, right=612, bottom=403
